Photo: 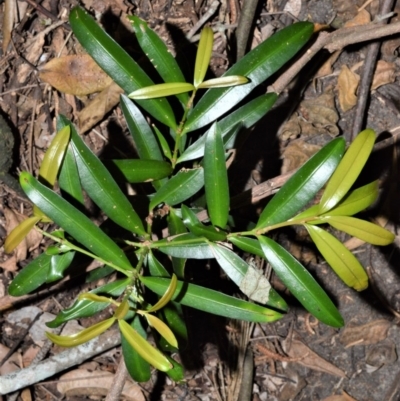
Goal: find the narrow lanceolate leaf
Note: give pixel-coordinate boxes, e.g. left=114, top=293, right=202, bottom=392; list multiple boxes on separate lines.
left=184, top=22, right=314, bottom=133
left=181, top=205, right=226, bottom=242
left=204, top=123, right=229, bottom=228
left=20, top=172, right=133, bottom=271
left=229, top=235, right=265, bottom=258
left=70, top=129, right=146, bottom=236
left=147, top=251, right=170, bottom=277
left=167, top=208, right=187, bottom=278
left=149, top=168, right=204, bottom=210
left=128, top=16, right=189, bottom=106
left=129, top=82, right=194, bottom=99
left=4, top=215, right=41, bottom=254
left=109, top=159, right=172, bottom=183
left=322, top=181, right=378, bottom=217
left=319, top=129, right=376, bottom=214
left=119, top=319, right=172, bottom=371
left=305, top=224, right=368, bottom=291
left=69, top=6, right=176, bottom=129
left=194, top=26, right=213, bottom=87
left=197, top=76, right=248, bottom=89
left=153, top=125, right=172, bottom=160
left=46, top=318, right=115, bottom=347
left=156, top=233, right=214, bottom=259
left=146, top=274, right=178, bottom=313
left=38, top=126, right=70, bottom=187
left=47, top=251, right=75, bottom=282
left=325, top=216, right=395, bottom=245
left=46, top=279, right=130, bottom=328
left=256, top=138, right=345, bottom=230
left=258, top=236, right=344, bottom=327
left=177, top=94, right=277, bottom=163
left=122, top=316, right=151, bottom=382
left=141, top=313, right=178, bottom=348
left=8, top=252, right=52, bottom=296
left=141, top=277, right=283, bottom=323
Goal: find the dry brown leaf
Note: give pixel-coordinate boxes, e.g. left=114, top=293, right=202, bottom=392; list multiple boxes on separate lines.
left=57, top=369, right=145, bottom=400
left=39, top=54, right=113, bottom=96
left=78, top=81, right=123, bottom=133
left=339, top=319, right=391, bottom=347
left=337, top=65, right=360, bottom=112
left=343, top=9, right=371, bottom=27
left=371, top=60, right=396, bottom=90
left=282, top=331, right=347, bottom=378
left=0, top=344, right=21, bottom=375
left=315, top=51, right=341, bottom=78
left=281, top=140, right=321, bottom=173
left=322, top=390, right=359, bottom=401
left=2, top=0, right=15, bottom=53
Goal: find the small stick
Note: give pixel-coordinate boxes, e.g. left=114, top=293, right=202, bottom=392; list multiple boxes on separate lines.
left=187, top=0, right=220, bottom=39
left=104, top=358, right=129, bottom=401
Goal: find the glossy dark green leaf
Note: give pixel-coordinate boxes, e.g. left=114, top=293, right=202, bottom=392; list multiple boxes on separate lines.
left=167, top=208, right=187, bottom=278
left=149, top=168, right=204, bottom=210
left=129, top=15, right=189, bottom=106
left=177, top=94, right=277, bottom=163
left=153, top=125, right=172, bottom=160
left=148, top=251, right=170, bottom=277
left=156, top=233, right=214, bottom=259
left=258, top=236, right=344, bottom=327
left=183, top=22, right=314, bottom=133
left=122, top=315, right=151, bottom=382
left=322, top=181, right=378, bottom=217
left=204, top=123, right=229, bottom=228
left=160, top=303, right=188, bottom=346
left=229, top=235, right=264, bottom=258
left=109, top=159, right=172, bottom=183
left=141, top=277, right=283, bottom=323
left=165, top=356, right=185, bottom=382
left=325, top=216, right=395, bottom=245
left=70, top=128, right=146, bottom=236
left=85, top=265, right=115, bottom=282
left=46, top=278, right=130, bottom=328
left=69, top=6, right=176, bottom=129
left=8, top=253, right=52, bottom=296
left=256, top=138, right=345, bottom=230
left=46, top=251, right=75, bottom=283
left=181, top=205, right=227, bottom=242
left=319, top=129, right=376, bottom=214
left=20, top=172, right=133, bottom=271
left=305, top=224, right=368, bottom=291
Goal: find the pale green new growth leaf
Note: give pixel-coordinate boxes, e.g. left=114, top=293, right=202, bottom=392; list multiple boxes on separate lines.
left=198, top=76, right=248, bottom=89
left=146, top=274, right=178, bottom=313
left=305, top=224, right=368, bottom=291
left=4, top=215, right=41, bottom=254
left=319, top=129, right=376, bottom=214
left=129, top=82, right=195, bottom=99
left=325, top=216, right=395, bottom=245
left=141, top=313, right=178, bottom=348
left=194, top=26, right=213, bottom=87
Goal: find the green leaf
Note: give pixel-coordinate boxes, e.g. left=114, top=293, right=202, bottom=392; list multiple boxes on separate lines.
left=204, top=123, right=229, bottom=228
left=258, top=236, right=344, bottom=327
left=322, top=181, right=378, bottom=217
left=256, top=138, right=345, bottom=229
left=121, top=315, right=151, bottom=382
left=319, top=129, right=376, bottom=214
left=156, top=233, right=214, bottom=259
left=149, top=167, right=204, bottom=210
left=69, top=6, right=176, bottom=129
left=198, top=76, right=248, bottom=89
left=305, top=224, right=368, bottom=291
left=47, top=251, right=75, bottom=283
left=141, top=277, right=283, bottom=323
left=229, top=235, right=265, bottom=258
left=177, top=94, right=277, bottom=163
left=8, top=252, right=52, bottom=296
left=109, top=159, right=172, bottom=183
left=119, top=319, right=172, bottom=371
left=325, top=216, right=395, bottom=245
left=160, top=303, right=188, bottom=346
left=167, top=208, right=187, bottom=278
left=153, top=125, right=172, bottom=160
left=20, top=172, right=133, bottom=271
left=142, top=313, right=178, bottom=348
left=194, top=26, right=213, bottom=87
left=85, top=265, right=115, bottom=282
left=128, top=15, right=189, bottom=106
left=184, top=22, right=314, bottom=133
left=147, top=251, right=170, bottom=277
left=129, top=82, right=194, bottom=99
left=46, top=278, right=130, bottom=328
left=69, top=129, right=146, bottom=236
left=165, top=356, right=185, bottom=382
left=181, top=205, right=227, bottom=242
left=4, top=215, right=41, bottom=254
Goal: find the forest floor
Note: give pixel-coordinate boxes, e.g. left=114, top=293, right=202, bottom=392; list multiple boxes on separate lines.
left=2, top=0, right=400, bottom=400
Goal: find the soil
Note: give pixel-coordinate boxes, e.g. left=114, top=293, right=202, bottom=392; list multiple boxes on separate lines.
left=1, top=0, right=400, bottom=400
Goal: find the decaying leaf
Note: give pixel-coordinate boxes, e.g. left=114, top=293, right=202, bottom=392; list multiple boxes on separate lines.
left=239, top=265, right=271, bottom=304
left=281, top=140, right=322, bottom=173
left=57, top=369, right=145, bottom=400
left=39, top=54, right=113, bottom=96
left=371, top=60, right=396, bottom=90
left=78, top=82, right=123, bottom=133
left=282, top=331, right=347, bottom=378
left=2, top=0, right=15, bottom=53
left=337, top=65, right=360, bottom=112
left=339, top=319, right=391, bottom=347
left=343, top=9, right=371, bottom=28
left=322, top=390, right=359, bottom=401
